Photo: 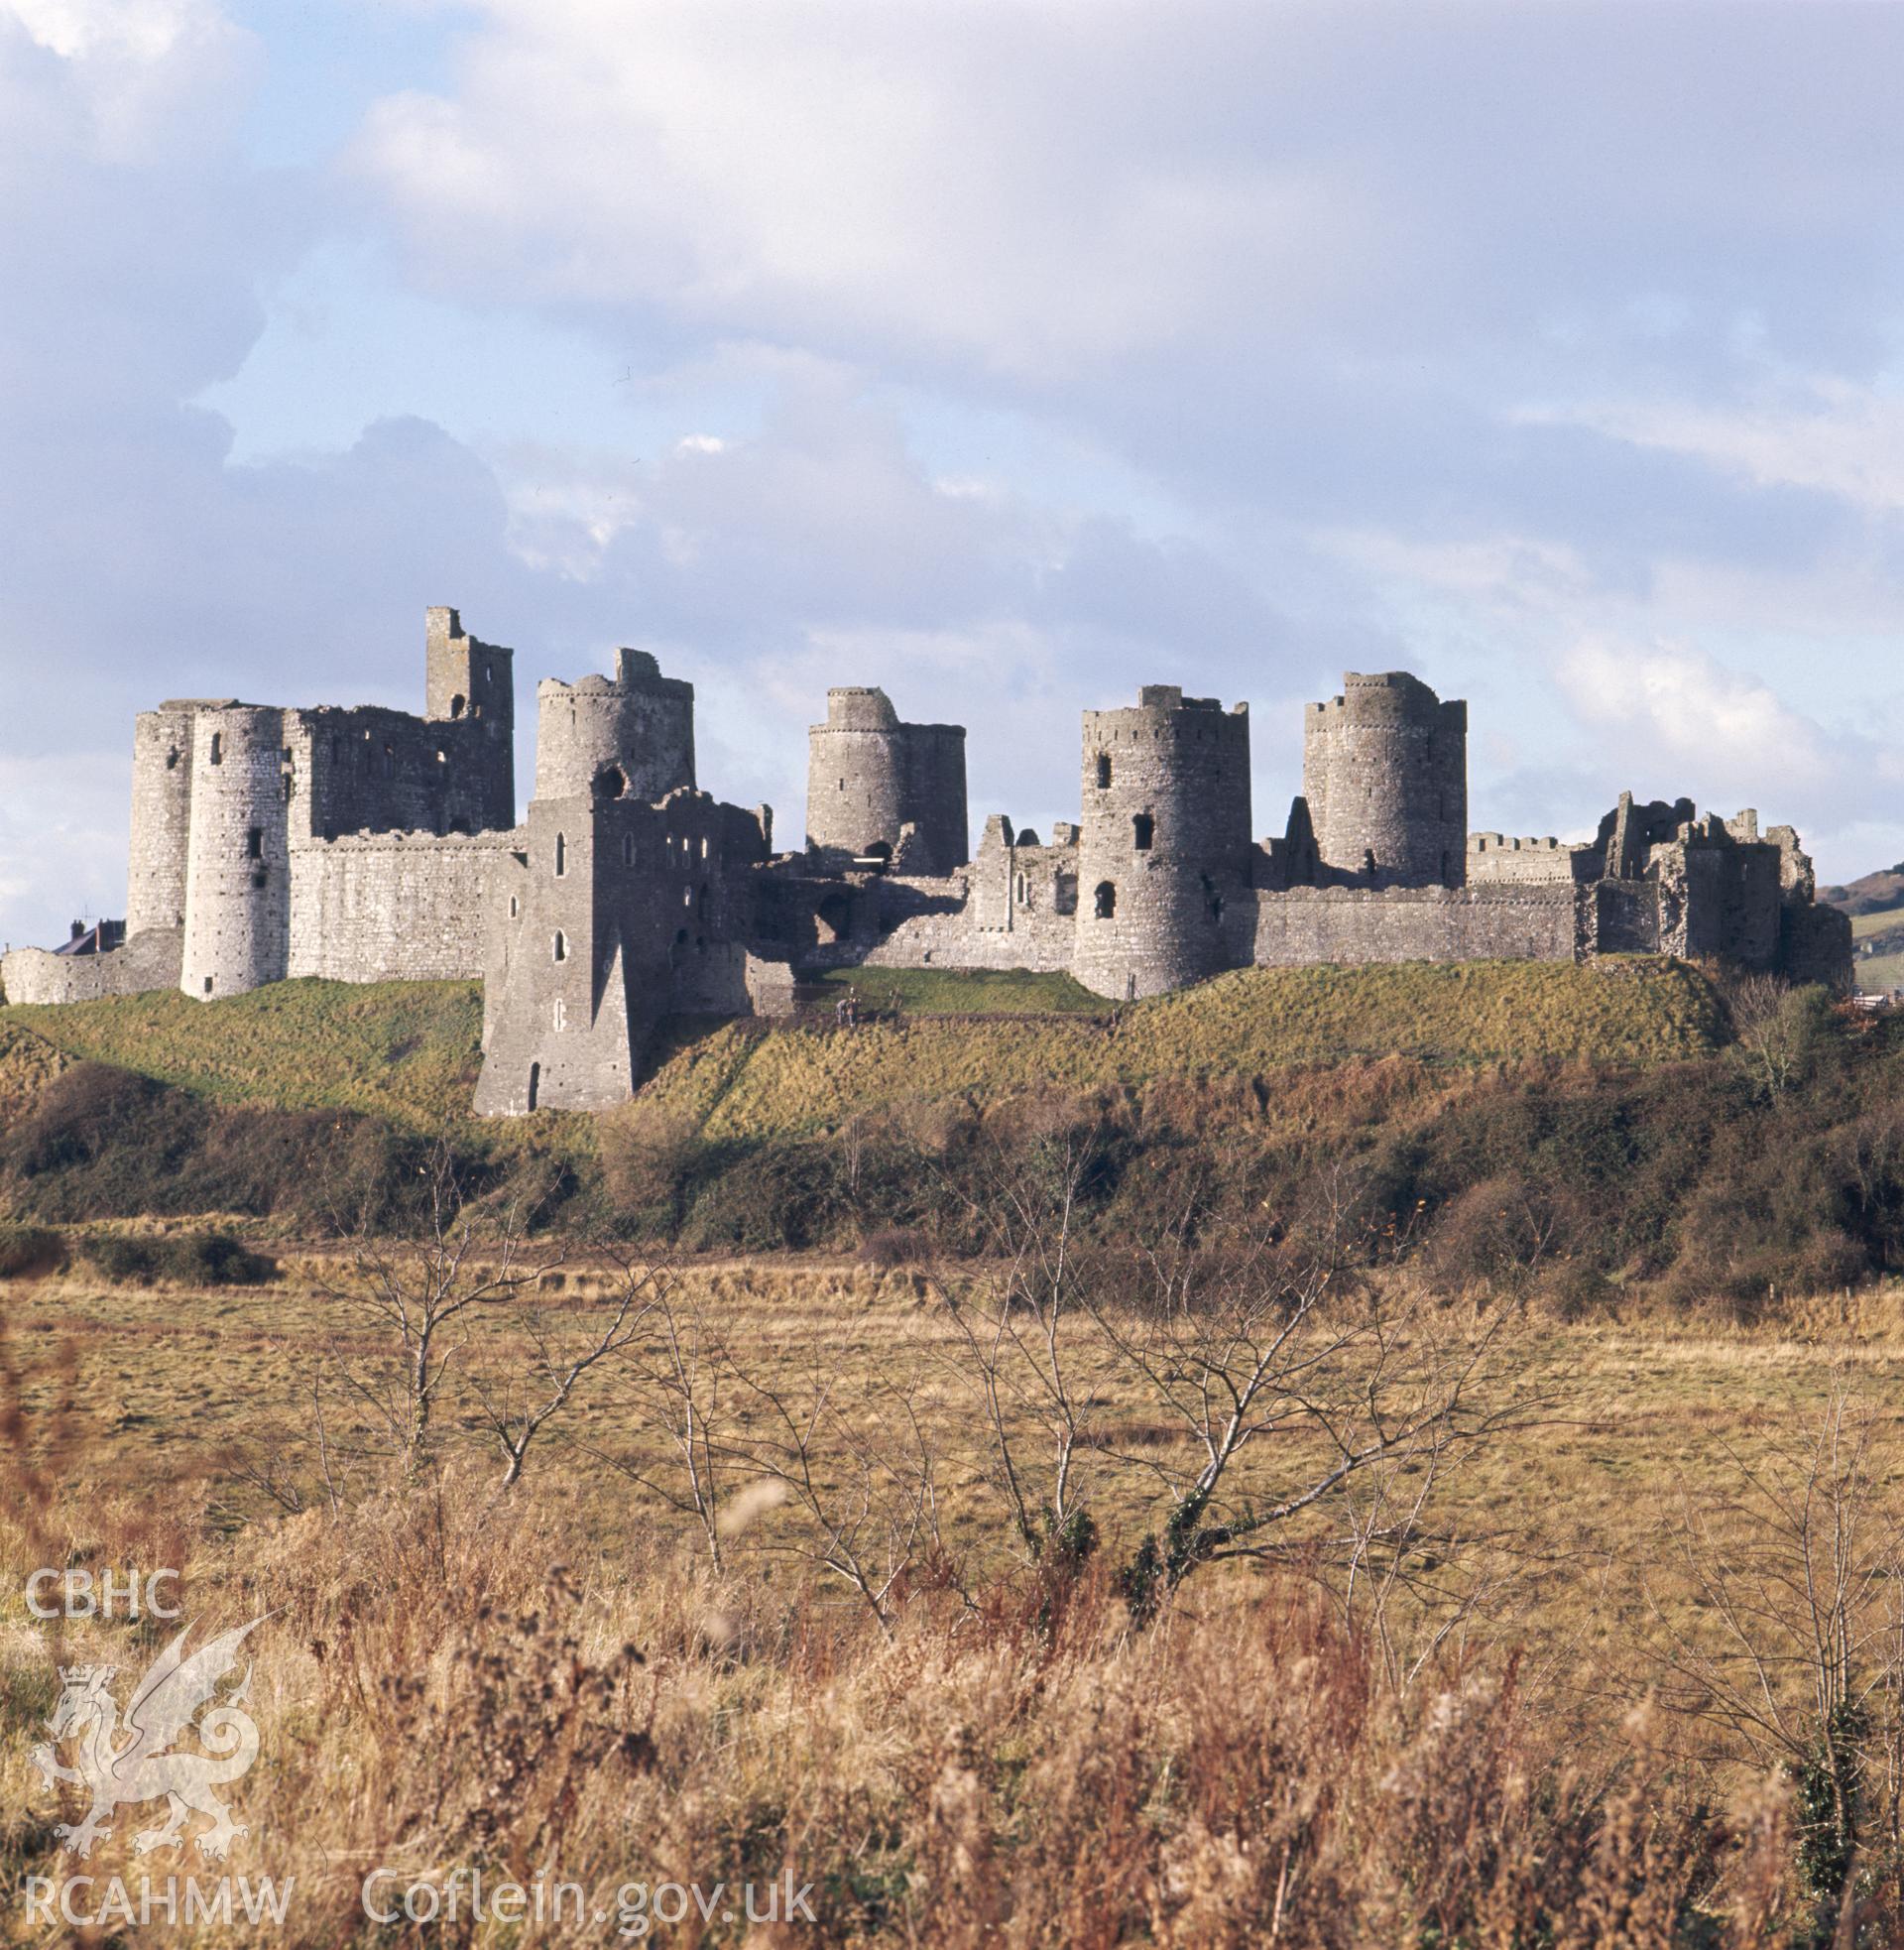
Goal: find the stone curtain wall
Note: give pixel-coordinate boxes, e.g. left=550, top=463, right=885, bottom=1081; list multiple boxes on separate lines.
left=291, top=703, right=511, bottom=846
left=288, top=831, right=517, bottom=982
left=1467, top=834, right=1591, bottom=886
left=1250, top=885, right=1580, bottom=968
left=0, top=927, right=183, bottom=1004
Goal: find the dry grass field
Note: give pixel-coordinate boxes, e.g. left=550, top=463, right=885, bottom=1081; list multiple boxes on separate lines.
left=4, top=1246, right=1904, bottom=1945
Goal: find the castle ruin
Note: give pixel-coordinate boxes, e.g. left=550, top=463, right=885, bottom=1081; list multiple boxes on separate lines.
left=2, top=609, right=1852, bottom=1113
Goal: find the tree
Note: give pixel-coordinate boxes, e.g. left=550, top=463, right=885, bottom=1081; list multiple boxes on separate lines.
left=468, top=1245, right=666, bottom=1489
left=1639, top=1387, right=1904, bottom=1927
left=315, top=1137, right=564, bottom=1473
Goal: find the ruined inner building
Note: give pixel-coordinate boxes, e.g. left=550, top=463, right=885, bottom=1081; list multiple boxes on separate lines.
left=1, top=607, right=1852, bottom=1115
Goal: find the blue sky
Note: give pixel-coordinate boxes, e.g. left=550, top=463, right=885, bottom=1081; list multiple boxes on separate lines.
left=5, top=0, right=1904, bottom=947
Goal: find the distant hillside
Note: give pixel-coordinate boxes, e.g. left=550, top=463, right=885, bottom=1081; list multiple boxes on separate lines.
left=1822, top=862, right=1904, bottom=917
left=1821, top=866, right=1904, bottom=990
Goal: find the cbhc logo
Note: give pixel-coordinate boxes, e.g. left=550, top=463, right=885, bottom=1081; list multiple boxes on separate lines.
left=26, top=1568, right=181, bottom=1619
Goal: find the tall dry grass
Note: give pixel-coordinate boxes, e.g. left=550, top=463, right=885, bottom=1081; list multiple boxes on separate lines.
left=0, top=1461, right=1811, bottom=1949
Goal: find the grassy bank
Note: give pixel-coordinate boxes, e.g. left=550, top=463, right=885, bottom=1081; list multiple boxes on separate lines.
left=0, top=978, right=485, bottom=1128
left=644, top=957, right=1725, bottom=1142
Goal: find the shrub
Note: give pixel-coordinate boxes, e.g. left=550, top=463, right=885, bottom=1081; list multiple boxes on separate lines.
left=78, top=1231, right=276, bottom=1287
left=860, top=1227, right=932, bottom=1268
left=0, top=1224, right=66, bottom=1280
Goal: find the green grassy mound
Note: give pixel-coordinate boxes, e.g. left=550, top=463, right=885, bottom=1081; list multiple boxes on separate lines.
left=639, top=957, right=1726, bottom=1141
left=0, top=979, right=484, bottom=1129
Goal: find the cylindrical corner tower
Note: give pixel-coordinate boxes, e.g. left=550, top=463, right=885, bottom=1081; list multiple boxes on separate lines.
left=534, top=649, right=695, bottom=804
left=1301, top=671, right=1467, bottom=887
left=179, top=706, right=291, bottom=999
left=1073, top=685, right=1251, bottom=1000
left=126, top=704, right=197, bottom=935
left=804, top=687, right=969, bottom=869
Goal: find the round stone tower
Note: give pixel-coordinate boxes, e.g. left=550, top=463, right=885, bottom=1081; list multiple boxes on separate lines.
left=126, top=702, right=199, bottom=935
left=1301, top=671, right=1467, bottom=887
left=534, top=649, right=695, bottom=804
left=1073, top=685, right=1251, bottom=1001
left=179, top=705, right=291, bottom=999
left=805, top=686, right=968, bottom=870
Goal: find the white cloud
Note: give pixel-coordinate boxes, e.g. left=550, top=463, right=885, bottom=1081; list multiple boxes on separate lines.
left=1555, top=638, right=1876, bottom=807
left=1521, top=378, right=1904, bottom=518
left=2, top=0, right=255, bottom=157
left=350, top=1, right=1360, bottom=379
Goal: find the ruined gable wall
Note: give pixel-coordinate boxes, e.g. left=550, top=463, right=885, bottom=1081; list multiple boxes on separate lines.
left=291, top=703, right=512, bottom=846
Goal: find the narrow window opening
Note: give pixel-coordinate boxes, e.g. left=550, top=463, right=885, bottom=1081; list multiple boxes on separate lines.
left=552, top=931, right=567, bottom=962
left=208, top=733, right=222, bottom=766
left=203, top=976, right=213, bottom=995
left=554, top=832, right=566, bottom=877
left=450, top=694, right=467, bottom=718
left=527, top=1062, right=539, bottom=1110
left=1096, top=753, right=1112, bottom=789
left=246, top=827, right=262, bottom=858
left=1132, top=812, right=1154, bottom=851
left=1094, top=881, right=1117, bottom=919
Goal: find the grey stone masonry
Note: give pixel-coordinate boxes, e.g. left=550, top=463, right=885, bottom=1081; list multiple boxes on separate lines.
left=5, top=610, right=1853, bottom=1105
left=1074, top=685, right=1251, bottom=1000
left=1303, top=671, right=1467, bottom=887
left=804, top=686, right=968, bottom=872
left=535, top=650, right=694, bottom=804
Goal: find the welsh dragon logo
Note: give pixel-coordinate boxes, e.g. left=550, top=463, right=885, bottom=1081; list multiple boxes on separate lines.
left=30, top=1617, right=267, bottom=1861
